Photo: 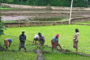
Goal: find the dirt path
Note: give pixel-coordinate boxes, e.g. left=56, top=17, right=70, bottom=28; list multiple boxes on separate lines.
left=36, top=49, right=44, bottom=60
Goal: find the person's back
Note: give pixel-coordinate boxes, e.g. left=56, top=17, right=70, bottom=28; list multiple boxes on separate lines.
left=52, top=36, right=58, bottom=43
left=4, top=38, right=9, bottom=49
left=51, top=34, right=62, bottom=51
left=33, top=34, right=39, bottom=44
left=34, top=34, right=39, bottom=39
left=39, top=36, right=45, bottom=42
left=4, top=38, right=12, bottom=49
left=38, top=33, right=45, bottom=47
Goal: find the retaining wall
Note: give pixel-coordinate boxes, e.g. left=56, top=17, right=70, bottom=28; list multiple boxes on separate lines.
left=5, top=21, right=68, bottom=27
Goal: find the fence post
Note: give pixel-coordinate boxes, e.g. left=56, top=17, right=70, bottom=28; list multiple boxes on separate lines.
left=69, top=0, right=73, bottom=24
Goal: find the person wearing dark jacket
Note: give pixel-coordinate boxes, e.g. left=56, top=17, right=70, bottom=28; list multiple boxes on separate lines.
left=19, top=31, right=26, bottom=52
left=38, top=33, right=45, bottom=48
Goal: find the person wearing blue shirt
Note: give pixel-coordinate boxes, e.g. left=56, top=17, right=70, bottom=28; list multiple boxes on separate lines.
left=19, top=31, right=26, bottom=52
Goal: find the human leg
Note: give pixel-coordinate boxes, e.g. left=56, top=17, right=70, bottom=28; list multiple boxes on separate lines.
left=19, top=42, right=22, bottom=51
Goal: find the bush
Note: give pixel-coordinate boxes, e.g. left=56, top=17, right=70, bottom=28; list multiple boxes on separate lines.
left=0, top=16, right=4, bottom=35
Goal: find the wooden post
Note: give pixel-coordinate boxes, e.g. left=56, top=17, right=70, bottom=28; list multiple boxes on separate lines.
left=69, top=0, right=73, bottom=24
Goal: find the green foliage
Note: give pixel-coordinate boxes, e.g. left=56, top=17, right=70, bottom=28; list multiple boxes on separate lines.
left=0, top=25, right=90, bottom=59
left=0, top=16, right=4, bottom=35
left=74, top=21, right=90, bottom=24
left=51, top=0, right=71, bottom=6
left=44, top=53, right=90, bottom=60
left=7, top=0, right=14, bottom=3
left=1, top=0, right=88, bottom=7
left=0, top=52, right=37, bottom=60
left=0, top=25, right=90, bottom=54
left=73, top=0, right=88, bottom=7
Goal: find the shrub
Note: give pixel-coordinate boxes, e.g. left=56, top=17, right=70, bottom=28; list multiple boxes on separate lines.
left=0, top=16, right=4, bottom=35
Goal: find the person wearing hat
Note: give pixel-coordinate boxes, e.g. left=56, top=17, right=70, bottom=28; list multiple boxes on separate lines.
left=19, top=31, right=26, bottom=52
left=51, top=34, right=62, bottom=51
left=73, top=29, right=79, bottom=53
left=38, top=32, right=45, bottom=48
left=4, top=38, right=12, bottom=49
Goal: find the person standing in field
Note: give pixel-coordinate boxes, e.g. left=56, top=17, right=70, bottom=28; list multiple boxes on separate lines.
left=38, top=33, right=45, bottom=48
left=51, top=34, right=62, bottom=51
left=19, top=31, right=26, bottom=52
left=33, top=34, right=39, bottom=44
left=73, top=29, right=79, bottom=53
left=4, top=38, right=12, bottom=50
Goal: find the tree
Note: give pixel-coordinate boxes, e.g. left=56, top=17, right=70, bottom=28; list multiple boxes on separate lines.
left=1, top=0, right=88, bottom=7
left=7, top=0, right=14, bottom=3
left=88, top=0, right=90, bottom=5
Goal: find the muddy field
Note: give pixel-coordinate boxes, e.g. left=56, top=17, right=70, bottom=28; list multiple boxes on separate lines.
left=1, top=3, right=90, bottom=21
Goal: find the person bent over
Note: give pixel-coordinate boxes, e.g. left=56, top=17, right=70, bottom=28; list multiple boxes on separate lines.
left=33, top=34, right=39, bottom=44
left=19, top=31, right=26, bottom=52
left=38, top=33, right=45, bottom=48
left=73, top=29, right=79, bottom=53
left=4, top=38, right=12, bottom=50
left=51, top=34, right=62, bottom=51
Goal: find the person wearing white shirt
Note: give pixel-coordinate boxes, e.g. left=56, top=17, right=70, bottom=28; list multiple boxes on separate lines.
left=33, top=34, right=39, bottom=44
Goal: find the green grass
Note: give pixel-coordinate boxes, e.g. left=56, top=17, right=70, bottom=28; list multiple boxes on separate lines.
left=0, top=7, right=11, bottom=9
left=0, top=6, right=10, bottom=9
left=0, top=51, right=37, bottom=60
left=0, top=6, right=13, bottom=9
left=2, top=25, right=90, bottom=53
left=4, top=20, right=17, bottom=23
left=0, top=25, right=90, bottom=60
left=74, top=21, right=90, bottom=24
left=44, top=53, right=90, bottom=60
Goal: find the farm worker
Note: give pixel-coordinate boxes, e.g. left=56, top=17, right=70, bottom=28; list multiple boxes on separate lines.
left=38, top=32, right=45, bottom=48
left=51, top=34, right=62, bottom=51
left=4, top=38, right=12, bottom=49
left=19, top=31, right=26, bottom=52
left=33, top=34, right=39, bottom=44
left=73, top=29, right=79, bottom=53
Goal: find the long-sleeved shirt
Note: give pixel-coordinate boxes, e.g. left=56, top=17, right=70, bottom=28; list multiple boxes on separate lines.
left=19, top=34, right=26, bottom=42
left=39, top=36, right=45, bottom=42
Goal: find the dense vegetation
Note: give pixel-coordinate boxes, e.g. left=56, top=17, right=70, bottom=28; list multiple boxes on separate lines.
left=0, top=25, right=90, bottom=54
left=74, top=21, right=90, bottom=24
left=0, top=16, right=4, bottom=35
left=0, top=52, right=37, bottom=60
left=0, top=0, right=88, bottom=7
left=0, top=25, right=90, bottom=60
